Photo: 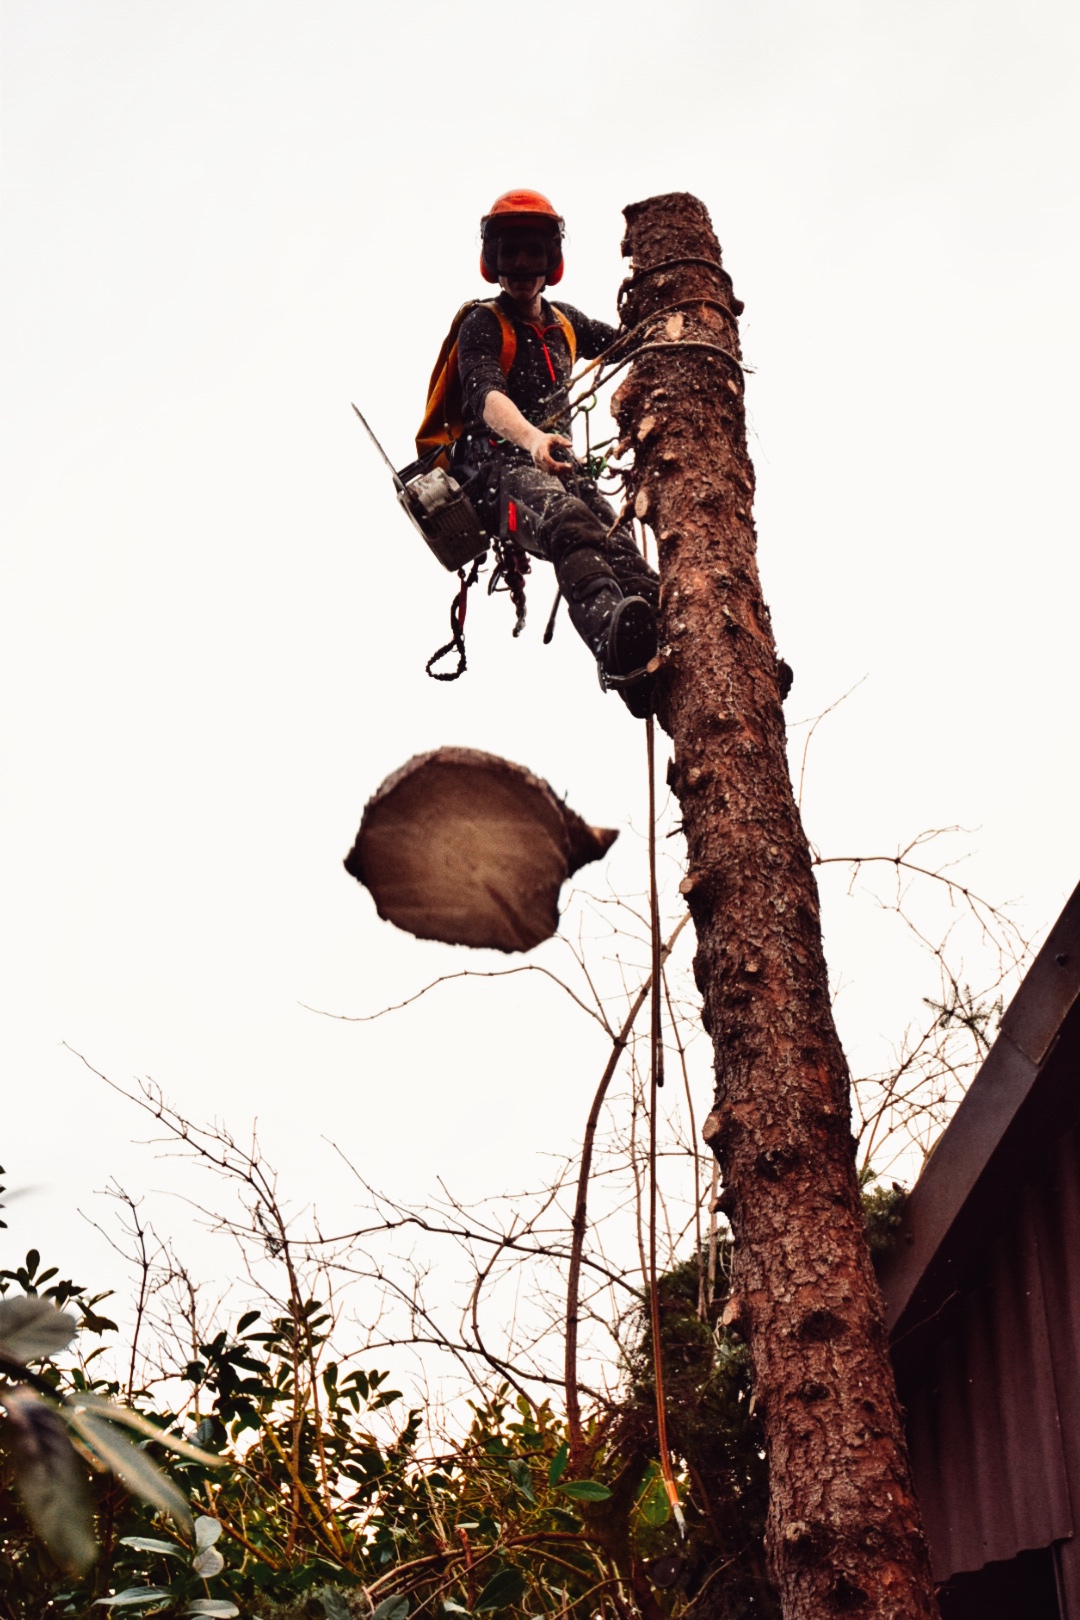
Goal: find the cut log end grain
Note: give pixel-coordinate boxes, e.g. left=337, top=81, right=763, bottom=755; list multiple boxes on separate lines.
left=344, top=748, right=618, bottom=954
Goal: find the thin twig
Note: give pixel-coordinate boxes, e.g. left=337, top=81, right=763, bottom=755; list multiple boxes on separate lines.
left=564, top=912, right=690, bottom=1459
left=300, top=961, right=611, bottom=1035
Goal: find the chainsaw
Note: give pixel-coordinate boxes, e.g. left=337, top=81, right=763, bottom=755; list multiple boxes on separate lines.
left=351, top=404, right=491, bottom=573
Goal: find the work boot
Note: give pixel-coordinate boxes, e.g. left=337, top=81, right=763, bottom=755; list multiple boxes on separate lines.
left=602, top=595, right=658, bottom=719
left=555, top=548, right=658, bottom=718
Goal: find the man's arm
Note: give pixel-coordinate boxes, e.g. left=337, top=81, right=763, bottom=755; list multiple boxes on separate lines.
left=457, top=304, right=574, bottom=477
left=490, top=303, right=614, bottom=467
left=482, top=391, right=572, bottom=476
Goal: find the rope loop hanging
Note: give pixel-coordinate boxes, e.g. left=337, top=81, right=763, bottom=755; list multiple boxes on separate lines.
left=425, top=555, right=484, bottom=681
left=423, top=540, right=531, bottom=680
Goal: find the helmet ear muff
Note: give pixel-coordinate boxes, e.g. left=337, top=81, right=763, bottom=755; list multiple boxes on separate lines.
left=480, top=250, right=499, bottom=284
left=546, top=252, right=564, bottom=286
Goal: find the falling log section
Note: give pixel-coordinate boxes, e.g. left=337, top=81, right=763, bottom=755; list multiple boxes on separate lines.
left=614, top=194, right=939, bottom=1619
left=345, top=748, right=617, bottom=954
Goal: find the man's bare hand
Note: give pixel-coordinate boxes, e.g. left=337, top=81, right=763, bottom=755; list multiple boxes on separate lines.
left=529, top=431, right=574, bottom=476
left=483, top=392, right=575, bottom=475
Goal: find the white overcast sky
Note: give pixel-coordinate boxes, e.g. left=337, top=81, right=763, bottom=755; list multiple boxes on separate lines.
left=1, top=1, right=1077, bottom=1325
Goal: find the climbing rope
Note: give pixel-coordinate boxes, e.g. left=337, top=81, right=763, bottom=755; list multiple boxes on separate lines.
left=488, top=537, right=530, bottom=638
left=425, top=555, right=484, bottom=681
left=645, top=713, right=687, bottom=1539
left=425, top=539, right=533, bottom=680
left=532, top=290, right=749, bottom=440
left=618, top=255, right=738, bottom=297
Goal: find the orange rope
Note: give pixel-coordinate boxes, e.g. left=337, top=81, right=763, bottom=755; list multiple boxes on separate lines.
left=646, top=715, right=686, bottom=1537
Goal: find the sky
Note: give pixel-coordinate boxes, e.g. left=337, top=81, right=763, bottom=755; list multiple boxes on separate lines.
left=1, top=0, right=1077, bottom=1358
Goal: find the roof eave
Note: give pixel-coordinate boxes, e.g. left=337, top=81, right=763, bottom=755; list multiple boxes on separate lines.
left=878, top=881, right=1080, bottom=1340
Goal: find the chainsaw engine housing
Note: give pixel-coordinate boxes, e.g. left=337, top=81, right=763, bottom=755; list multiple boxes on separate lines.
left=399, top=467, right=489, bottom=572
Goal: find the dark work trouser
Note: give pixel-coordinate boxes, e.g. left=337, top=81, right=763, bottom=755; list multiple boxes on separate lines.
left=464, top=453, right=659, bottom=660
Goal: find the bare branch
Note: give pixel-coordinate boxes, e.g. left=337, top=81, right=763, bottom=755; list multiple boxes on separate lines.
left=299, top=958, right=613, bottom=1035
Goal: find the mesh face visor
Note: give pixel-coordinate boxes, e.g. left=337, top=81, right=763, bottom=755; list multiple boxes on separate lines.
left=482, top=220, right=562, bottom=280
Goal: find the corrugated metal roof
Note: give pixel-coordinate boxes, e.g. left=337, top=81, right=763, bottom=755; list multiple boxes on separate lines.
left=880, top=881, right=1080, bottom=1340
left=902, top=1121, right=1077, bottom=1579
left=1034, top=1120, right=1080, bottom=1613
left=878, top=882, right=1080, bottom=1600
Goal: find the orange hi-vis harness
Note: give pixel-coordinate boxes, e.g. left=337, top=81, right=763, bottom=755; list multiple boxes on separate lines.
left=416, top=300, right=578, bottom=470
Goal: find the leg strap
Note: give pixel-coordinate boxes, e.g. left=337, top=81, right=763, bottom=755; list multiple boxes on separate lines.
left=556, top=545, right=618, bottom=602
left=613, top=567, right=659, bottom=608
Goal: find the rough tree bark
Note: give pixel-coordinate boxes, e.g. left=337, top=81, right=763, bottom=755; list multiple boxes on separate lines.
left=613, top=194, right=939, bottom=1619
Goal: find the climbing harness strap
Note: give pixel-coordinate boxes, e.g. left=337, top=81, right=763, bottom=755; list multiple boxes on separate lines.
left=550, top=305, right=578, bottom=366
left=416, top=301, right=516, bottom=469
left=557, top=545, right=615, bottom=597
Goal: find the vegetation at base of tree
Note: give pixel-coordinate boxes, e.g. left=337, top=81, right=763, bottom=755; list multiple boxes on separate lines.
left=0, top=840, right=1021, bottom=1617
left=613, top=1255, right=775, bottom=1619
left=3, top=1185, right=904, bottom=1620
left=1, top=1219, right=780, bottom=1620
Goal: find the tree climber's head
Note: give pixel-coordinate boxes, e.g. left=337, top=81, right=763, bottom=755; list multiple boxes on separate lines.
left=480, top=190, right=565, bottom=306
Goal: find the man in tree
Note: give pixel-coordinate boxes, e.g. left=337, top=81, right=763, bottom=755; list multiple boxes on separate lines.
left=452, top=190, right=659, bottom=716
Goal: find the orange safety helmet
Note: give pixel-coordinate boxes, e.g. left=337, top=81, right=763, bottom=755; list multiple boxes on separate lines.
left=480, top=189, right=565, bottom=286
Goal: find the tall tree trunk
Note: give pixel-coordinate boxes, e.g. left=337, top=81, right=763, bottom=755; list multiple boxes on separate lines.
left=613, top=193, right=939, bottom=1619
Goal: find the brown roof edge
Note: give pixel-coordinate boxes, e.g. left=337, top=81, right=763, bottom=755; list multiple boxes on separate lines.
left=878, top=880, right=1080, bottom=1338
